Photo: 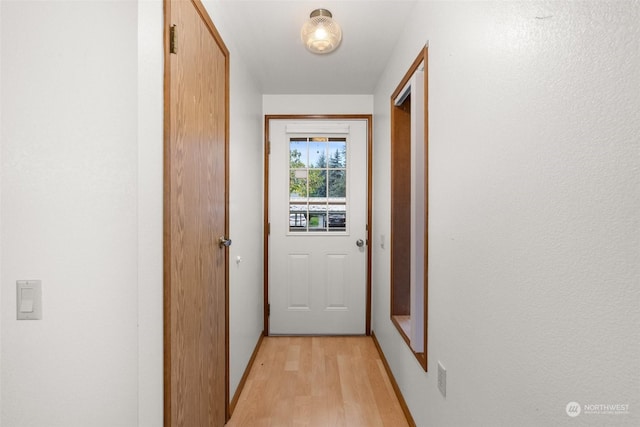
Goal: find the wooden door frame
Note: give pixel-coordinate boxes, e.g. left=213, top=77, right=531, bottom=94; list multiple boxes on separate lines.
left=163, top=0, right=230, bottom=423
left=390, top=46, right=429, bottom=371
left=263, top=114, right=373, bottom=336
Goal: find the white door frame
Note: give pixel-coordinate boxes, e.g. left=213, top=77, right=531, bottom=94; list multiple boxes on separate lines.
left=263, top=114, right=372, bottom=336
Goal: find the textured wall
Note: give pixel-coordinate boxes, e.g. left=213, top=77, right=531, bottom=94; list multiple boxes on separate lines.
left=371, top=1, right=639, bottom=426
left=1, top=1, right=139, bottom=425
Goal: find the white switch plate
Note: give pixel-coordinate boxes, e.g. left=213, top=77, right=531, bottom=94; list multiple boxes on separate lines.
left=17, top=280, right=42, bottom=320
left=437, top=361, right=446, bottom=398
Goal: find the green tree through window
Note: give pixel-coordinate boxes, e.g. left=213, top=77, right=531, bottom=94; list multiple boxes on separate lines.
left=289, top=137, right=347, bottom=232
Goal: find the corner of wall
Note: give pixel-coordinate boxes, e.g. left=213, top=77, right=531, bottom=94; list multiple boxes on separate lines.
left=0, top=2, right=4, bottom=422
left=137, top=0, right=164, bottom=426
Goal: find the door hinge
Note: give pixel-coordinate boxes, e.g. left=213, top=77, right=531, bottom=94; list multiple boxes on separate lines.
left=267, top=303, right=270, bottom=317
left=169, top=25, right=177, bottom=54
left=267, top=223, right=270, bottom=235
left=267, top=140, right=271, bottom=155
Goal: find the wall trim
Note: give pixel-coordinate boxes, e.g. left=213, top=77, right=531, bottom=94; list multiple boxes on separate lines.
left=371, top=330, right=417, bottom=427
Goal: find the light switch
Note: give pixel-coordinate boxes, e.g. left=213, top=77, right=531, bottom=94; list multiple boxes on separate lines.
left=20, top=288, right=34, bottom=312
left=17, top=280, right=42, bottom=320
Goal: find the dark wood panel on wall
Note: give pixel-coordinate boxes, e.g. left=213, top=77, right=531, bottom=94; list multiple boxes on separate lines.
left=391, top=98, right=412, bottom=316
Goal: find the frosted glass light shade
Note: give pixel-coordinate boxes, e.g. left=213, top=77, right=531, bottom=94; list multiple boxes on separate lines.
left=301, top=9, right=342, bottom=54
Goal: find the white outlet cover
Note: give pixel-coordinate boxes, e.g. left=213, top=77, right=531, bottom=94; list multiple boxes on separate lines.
left=437, top=361, right=446, bottom=397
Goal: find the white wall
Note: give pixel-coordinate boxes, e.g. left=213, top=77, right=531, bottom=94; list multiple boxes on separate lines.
left=0, top=1, right=3, bottom=419
left=371, top=1, right=639, bottom=426
left=227, top=58, right=264, bottom=400
left=227, top=59, right=265, bottom=398
left=1, top=1, right=139, bottom=426
left=263, top=94, right=373, bottom=115
left=137, top=0, right=164, bottom=425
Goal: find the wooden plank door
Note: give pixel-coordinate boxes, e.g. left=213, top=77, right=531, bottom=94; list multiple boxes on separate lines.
left=164, top=0, right=229, bottom=426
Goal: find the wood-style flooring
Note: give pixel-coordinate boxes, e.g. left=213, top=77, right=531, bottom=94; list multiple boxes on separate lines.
left=226, top=336, right=411, bottom=427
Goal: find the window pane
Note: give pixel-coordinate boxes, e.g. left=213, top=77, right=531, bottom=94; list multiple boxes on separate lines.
left=309, top=141, right=327, bottom=168
left=328, top=170, right=346, bottom=198
left=289, top=211, right=307, bottom=232
left=328, top=141, right=347, bottom=168
left=307, top=212, right=327, bottom=231
left=290, top=139, right=308, bottom=168
left=308, top=170, right=327, bottom=198
left=328, top=206, right=346, bottom=231
left=290, top=171, right=307, bottom=199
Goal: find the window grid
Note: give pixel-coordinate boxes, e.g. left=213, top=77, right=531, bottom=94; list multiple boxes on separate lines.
left=289, top=137, right=347, bottom=233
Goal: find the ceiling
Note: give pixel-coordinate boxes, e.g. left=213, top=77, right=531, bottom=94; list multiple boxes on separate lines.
left=211, top=0, right=418, bottom=94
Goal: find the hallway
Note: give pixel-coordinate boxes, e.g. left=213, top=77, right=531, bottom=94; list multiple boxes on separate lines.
left=1, top=1, right=638, bottom=426
left=226, top=336, right=411, bottom=426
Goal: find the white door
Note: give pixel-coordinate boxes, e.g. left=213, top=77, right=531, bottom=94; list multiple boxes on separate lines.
left=268, top=119, right=368, bottom=335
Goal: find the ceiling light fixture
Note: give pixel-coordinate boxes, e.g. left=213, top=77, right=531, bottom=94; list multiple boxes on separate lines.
left=301, top=9, right=342, bottom=54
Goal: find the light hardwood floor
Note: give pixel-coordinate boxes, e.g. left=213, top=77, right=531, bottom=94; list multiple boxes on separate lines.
left=226, top=336, right=411, bottom=427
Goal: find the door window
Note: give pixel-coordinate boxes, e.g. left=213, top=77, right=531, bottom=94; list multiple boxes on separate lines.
left=289, top=137, right=347, bottom=233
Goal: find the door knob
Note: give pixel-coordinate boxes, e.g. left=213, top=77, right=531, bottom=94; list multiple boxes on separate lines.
left=219, top=236, right=232, bottom=248
left=356, top=239, right=365, bottom=248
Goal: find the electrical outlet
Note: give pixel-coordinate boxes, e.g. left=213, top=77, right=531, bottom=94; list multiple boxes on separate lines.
left=437, top=361, right=446, bottom=397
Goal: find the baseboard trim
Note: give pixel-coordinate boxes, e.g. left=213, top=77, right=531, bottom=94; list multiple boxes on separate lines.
left=228, top=331, right=265, bottom=416
left=371, top=330, right=417, bottom=427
